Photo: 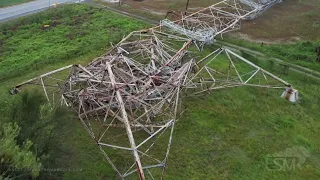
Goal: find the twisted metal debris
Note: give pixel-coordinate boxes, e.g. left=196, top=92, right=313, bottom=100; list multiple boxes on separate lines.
left=12, top=0, right=297, bottom=179
left=161, top=0, right=283, bottom=47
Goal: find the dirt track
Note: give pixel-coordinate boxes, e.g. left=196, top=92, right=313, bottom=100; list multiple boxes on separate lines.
left=120, top=0, right=320, bottom=41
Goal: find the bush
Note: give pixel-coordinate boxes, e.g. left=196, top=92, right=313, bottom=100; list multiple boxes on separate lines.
left=10, top=90, right=74, bottom=179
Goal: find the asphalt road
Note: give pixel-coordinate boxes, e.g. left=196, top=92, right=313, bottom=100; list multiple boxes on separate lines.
left=0, top=0, right=80, bottom=22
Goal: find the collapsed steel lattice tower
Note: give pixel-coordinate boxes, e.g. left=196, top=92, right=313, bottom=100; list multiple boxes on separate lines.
left=12, top=0, right=297, bottom=179
left=161, top=0, right=283, bottom=47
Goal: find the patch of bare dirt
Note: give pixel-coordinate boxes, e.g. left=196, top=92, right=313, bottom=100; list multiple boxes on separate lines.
left=141, top=8, right=166, bottom=15
left=118, top=0, right=320, bottom=41
left=227, top=32, right=302, bottom=44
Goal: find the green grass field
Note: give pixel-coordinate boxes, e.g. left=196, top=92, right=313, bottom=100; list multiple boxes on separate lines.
left=222, top=37, right=320, bottom=72
left=0, top=4, right=148, bottom=81
left=0, top=4, right=319, bottom=180
left=0, top=0, right=34, bottom=8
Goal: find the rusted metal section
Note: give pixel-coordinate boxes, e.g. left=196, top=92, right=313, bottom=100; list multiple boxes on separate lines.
left=136, top=161, right=145, bottom=180
left=281, top=86, right=299, bottom=103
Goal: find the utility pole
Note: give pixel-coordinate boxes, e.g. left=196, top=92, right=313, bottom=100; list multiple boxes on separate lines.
left=185, top=0, right=190, bottom=15
left=316, top=46, right=320, bottom=63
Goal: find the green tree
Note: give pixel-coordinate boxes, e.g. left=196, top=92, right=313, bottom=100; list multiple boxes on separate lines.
left=0, top=123, right=40, bottom=179
left=9, top=90, right=73, bottom=179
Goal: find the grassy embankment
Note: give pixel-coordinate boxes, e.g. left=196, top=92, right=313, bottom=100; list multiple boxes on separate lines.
left=221, top=37, right=320, bottom=72
left=0, top=3, right=319, bottom=180
left=0, top=0, right=34, bottom=8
